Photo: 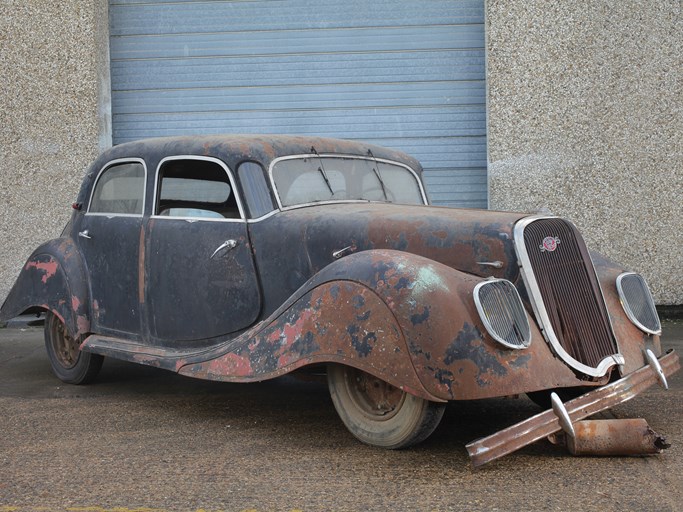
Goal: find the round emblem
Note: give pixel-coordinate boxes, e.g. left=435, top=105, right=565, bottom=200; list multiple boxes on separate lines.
left=540, top=236, right=560, bottom=252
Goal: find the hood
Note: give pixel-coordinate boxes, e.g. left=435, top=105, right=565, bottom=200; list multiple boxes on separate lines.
left=276, top=202, right=529, bottom=282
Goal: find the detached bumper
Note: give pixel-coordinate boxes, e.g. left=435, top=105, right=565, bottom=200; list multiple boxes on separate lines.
left=466, top=349, right=680, bottom=467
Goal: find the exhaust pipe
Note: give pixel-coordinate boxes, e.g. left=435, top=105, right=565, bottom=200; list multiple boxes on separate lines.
left=548, top=418, right=670, bottom=456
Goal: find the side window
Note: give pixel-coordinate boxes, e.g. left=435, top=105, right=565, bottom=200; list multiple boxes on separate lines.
left=155, top=158, right=241, bottom=219
left=237, top=161, right=275, bottom=218
left=89, top=162, right=145, bottom=215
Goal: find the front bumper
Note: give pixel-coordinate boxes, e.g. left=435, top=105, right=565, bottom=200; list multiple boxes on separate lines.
left=466, top=349, right=680, bottom=467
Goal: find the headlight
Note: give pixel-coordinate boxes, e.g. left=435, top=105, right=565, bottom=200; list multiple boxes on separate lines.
left=474, top=279, right=531, bottom=349
left=616, top=272, right=661, bottom=335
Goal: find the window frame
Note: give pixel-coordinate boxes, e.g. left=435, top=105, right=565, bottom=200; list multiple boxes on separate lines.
left=151, top=155, right=246, bottom=223
left=268, top=154, right=428, bottom=211
left=86, top=158, right=147, bottom=218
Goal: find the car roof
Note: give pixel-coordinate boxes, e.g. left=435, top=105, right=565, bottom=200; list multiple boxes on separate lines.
left=91, top=135, right=422, bottom=173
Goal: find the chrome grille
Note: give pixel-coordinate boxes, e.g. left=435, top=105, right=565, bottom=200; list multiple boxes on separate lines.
left=474, top=279, right=531, bottom=349
left=617, top=273, right=661, bottom=335
left=518, top=218, right=620, bottom=373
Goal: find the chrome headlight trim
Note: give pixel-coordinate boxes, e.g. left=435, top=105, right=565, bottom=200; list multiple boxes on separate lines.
left=474, top=279, right=532, bottom=349
left=616, top=272, right=662, bottom=335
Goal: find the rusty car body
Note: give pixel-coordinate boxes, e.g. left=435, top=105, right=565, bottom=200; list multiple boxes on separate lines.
left=1, top=135, right=678, bottom=465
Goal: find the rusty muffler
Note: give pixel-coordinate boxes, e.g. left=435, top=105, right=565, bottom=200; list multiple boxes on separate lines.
left=548, top=418, right=670, bottom=456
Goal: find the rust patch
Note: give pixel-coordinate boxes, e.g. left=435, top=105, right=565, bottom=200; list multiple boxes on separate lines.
left=138, top=224, right=146, bottom=304
left=25, top=259, right=58, bottom=283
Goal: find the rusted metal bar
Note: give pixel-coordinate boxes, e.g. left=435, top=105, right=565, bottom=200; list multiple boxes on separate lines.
left=466, top=350, right=680, bottom=467
left=552, top=419, right=670, bottom=456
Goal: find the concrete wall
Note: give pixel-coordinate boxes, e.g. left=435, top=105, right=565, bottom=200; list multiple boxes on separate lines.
left=0, top=0, right=110, bottom=302
left=486, top=0, right=682, bottom=304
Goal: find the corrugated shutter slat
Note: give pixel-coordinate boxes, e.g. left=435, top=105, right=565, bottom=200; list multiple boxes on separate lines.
left=109, top=0, right=487, bottom=207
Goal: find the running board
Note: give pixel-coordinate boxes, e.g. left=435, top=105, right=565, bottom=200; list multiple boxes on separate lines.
left=81, top=335, right=216, bottom=372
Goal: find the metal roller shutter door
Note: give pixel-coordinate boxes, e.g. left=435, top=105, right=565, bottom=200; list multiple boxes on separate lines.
left=109, top=0, right=487, bottom=207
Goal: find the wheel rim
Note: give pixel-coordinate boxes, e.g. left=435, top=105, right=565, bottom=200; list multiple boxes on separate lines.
left=343, top=367, right=406, bottom=421
left=49, top=317, right=80, bottom=369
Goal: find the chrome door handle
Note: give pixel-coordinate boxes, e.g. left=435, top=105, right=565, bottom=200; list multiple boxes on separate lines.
left=78, top=230, right=92, bottom=240
left=332, top=244, right=357, bottom=259
left=211, top=239, right=238, bottom=259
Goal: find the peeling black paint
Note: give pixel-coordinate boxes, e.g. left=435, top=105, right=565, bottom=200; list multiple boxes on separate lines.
left=352, top=294, right=366, bottom=309
left=394, top=276, right=412, bottom=291
left=410, top=306, right=430, bottom=326
left=291, top=330, right=320, bottom=356
left=443, top=322, right=510, bottom=386
left=356, top=310, right=371, bottom=322
left=348, top=324, right=373, bottom=358
left=434, top=368, right=455, bottom=395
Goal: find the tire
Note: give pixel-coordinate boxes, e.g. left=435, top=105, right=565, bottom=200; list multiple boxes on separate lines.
left=526, top=386, right=589, bottom=410
left=44, top=311, right=103, bottom=384
left=327, top=364, right=445, bottom=449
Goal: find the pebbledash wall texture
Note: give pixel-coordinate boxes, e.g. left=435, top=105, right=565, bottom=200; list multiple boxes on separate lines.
left=486, top=1, right=682, bottom=304
left=0, top=1, right=681, bottom=305
left=0, top=0, right=111, bottom=303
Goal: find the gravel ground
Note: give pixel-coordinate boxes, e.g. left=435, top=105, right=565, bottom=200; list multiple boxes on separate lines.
left=0, top=321, right=681, bottom=512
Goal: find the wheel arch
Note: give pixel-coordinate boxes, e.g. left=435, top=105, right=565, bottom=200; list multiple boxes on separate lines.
left=0, top=238, right=91, bottom=338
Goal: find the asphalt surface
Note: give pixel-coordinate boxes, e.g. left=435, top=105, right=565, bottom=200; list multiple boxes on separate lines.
left=0, top=321, right=681, bottom=512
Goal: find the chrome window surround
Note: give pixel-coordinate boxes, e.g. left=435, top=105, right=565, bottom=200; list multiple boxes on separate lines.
left=86, top=158, right=147, bottom=218
left=268, top=154, right=429, bottom=211
left=513, top=215, right=624, bottom=377
left=473, top=279, right=532, bottom=349
left=151, top=155, right=246, bottom=223
left=616, top=272, right=662, bottom=335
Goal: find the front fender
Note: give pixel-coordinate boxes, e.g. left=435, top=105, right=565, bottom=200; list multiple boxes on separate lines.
left=591, top=250, right=662, bottom=374
left=178, top=278, right=442, bottom=401
left=179, top=249, right=591, bottom=401
left=0, top=238, right=90, bottom=338
left=304, top=250, right=593, bottom=400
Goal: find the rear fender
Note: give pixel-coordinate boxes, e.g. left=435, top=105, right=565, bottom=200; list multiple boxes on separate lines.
left=0, top=238, right=90, bottom=338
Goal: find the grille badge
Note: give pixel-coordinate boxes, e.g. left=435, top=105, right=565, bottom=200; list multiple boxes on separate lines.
left=540, top=236, right=560, bottom=252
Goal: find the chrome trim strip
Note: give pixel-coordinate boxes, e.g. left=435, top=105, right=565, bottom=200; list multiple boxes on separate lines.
left=513, top=215, right=623, bottom=377
left=616, top=272, right=662, bottom=335
left=267, top=153, right=429, bottom=211
left=149, top=215, right=245, bottom=224
left=246, top=209, right=278, bottom=223
left=86, top=157, right=147, bottom=217
left=473, top=278, right=531, bottom=349
left=152, top=155, right=246, bottom=222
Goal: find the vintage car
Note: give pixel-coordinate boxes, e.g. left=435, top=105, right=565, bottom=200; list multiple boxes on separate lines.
left=1, top=135, right=678, bottom=465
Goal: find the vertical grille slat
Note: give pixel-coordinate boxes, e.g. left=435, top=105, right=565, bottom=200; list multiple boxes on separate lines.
left=522, top=218, right=619, bottom=370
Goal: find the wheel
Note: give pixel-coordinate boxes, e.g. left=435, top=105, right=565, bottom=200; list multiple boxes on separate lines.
left=526, top=386, right=589, bottom=409
left=327, top=364, right=445, bottom=449
left=44, top=311, right=103, bottom=384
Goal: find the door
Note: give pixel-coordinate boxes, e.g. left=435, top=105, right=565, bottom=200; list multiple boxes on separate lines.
left=79, top=159, right=146, bottom=338
left=144, top=156, right=261, bottom=343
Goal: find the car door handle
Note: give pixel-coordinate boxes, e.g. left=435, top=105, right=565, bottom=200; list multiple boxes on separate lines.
left=211, top=239, right=238, bottom=259
left=78, top=230, right=92, bottom=240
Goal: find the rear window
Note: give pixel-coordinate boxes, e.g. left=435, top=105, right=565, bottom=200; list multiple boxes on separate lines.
left=89, top=161, right=145, bottom=215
